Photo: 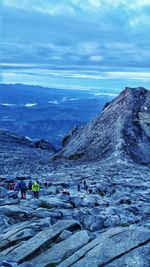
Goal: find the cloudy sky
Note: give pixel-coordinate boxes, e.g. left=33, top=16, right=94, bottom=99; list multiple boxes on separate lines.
left=1, top=0, right=150, bottom=92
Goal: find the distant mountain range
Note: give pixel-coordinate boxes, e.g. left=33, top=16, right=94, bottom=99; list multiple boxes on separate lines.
left=0, top=83, right=115, bottom=147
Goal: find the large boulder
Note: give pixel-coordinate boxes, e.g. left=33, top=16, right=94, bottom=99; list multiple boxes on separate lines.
left=0, top=205, right=34, bottom=219
left=39, top=196, right=73, bottom=209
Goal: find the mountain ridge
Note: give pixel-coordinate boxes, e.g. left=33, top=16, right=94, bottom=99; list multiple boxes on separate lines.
left=54, top=87, right=150, bottom=165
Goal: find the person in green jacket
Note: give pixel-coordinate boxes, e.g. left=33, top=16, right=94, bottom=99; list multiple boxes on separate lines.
left=32, top=180, right=40, bottom=198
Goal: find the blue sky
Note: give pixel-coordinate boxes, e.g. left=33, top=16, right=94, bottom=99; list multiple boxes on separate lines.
left=1, top=0, right=150, bottom=93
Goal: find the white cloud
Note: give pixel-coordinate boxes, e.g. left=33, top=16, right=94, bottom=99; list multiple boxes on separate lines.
left=127, top=0, right=150, bottom=9
left=2, top=0, right=75, bottom=16
left=89, top=55, right=103, bottom=62
left=94, top=92, right=118, bottom=96
left=78, top=42, right=100, bottom=56
left=25, top=103, right=37, bottom=107
left=105, top=71, right=150, bottom=81
left=129, top=15, right=150, bottom=27
left=2, top=0, right=150, bottom=13
left=88, top=0, right=102, bottom=8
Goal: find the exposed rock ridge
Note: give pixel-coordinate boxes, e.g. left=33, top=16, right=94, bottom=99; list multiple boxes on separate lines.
left=56, top=87, right=150, bottom=164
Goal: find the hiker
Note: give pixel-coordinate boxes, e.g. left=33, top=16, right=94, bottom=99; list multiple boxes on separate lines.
left=8, top=182, right=13, bottom=190
left=20, top=180, right=27, bottom=199
left=12, top=181, right=16, bottom=190
left=77, top=183, right=80, bottom=191
left=44, top=180, right=48, bottom=188
left=14, top=181, right=21, bottom=198
left=28, top=180, right=32, bottom=190
left=83, top=180, right=88, bottom=190
left=88, top=188, right=93, bottom=194
left=14, top=180, right=27, bottom=199
left=62, top=189, right=70, bottom=196
left=32, top=180, right=40, bottom=198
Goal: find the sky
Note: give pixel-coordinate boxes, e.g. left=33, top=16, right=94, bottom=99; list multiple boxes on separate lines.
left=1, top=0, right=150, bottom=93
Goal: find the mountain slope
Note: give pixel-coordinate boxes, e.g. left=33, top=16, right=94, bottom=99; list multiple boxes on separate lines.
left=56, top=87, right=150, bottom=164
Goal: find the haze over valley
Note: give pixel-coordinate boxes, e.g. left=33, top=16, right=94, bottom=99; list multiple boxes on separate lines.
left=0, top=83, right=115, bottom=146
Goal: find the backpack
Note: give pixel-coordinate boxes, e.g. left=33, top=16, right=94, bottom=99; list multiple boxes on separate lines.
left=32, top=183, right=40, bottom=191
left=14, top=182, right=21, bottom=191
left=21, top=181, right=26, bottom=188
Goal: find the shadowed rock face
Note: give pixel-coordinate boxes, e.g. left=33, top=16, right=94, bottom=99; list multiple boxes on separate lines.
left=58, top=87, right=150, bottom=164
left=62, top=126, right=79, bottom=148
left=0, top=129, right=55, bottom=176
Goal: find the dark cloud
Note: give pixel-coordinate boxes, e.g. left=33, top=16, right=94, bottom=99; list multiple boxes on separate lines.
left=1, top=0, right=150, bottom=89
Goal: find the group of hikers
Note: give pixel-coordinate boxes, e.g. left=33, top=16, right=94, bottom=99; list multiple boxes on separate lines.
left=8, top=178, right=107, bottom=200
left=8, top=180, right=40, bottom=199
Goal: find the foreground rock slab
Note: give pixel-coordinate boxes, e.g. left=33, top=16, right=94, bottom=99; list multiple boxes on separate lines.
left=58, top=226, right=150, bottom=267
left=0, top=218, right=51, bottom=251
left=8, top=220, right=80, bottom=263
left=31, top=230, right=90, bottom=267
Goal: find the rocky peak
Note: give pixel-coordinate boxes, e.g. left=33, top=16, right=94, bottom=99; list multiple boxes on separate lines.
left=56, top=87, right=150, bottom=164
left=34, top=139, right=57, bottom=153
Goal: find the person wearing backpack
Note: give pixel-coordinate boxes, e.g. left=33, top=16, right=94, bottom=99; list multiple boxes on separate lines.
left=32, top=180, right=40, bottom=198
left=28, top=180, right=32, bottom=190
left=20, top=180, right=27, bottom=199
left=14, top=180, right=27, bottom=199
left=14, top=181, right=21, bottom=198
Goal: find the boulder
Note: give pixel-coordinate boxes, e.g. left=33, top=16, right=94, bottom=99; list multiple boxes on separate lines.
left=1, top=260, right=18, bottom=267
left=0, top=215, right=11, bottom=229
left=70, top=197, right=83, bottom=208
left=0, top=199, right=20, bottom=206
left=7, top=191, right=18, bottom=199
left=0, top=187, right=8, bottom=198
left=59, top=230, right=72, bottom=240
left=19, top=263, right=33, bottom=267
left=90, top=216, right=104, bottom=232
left=0, top=205, right=34, bottom=219
left=40, top=196, right=73, bottom=209
left=32, top=208, right=53, bottom=219
left=103, top=215, right=121, bottom=228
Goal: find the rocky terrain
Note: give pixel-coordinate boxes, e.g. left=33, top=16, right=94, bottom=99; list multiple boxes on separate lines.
left=0, top=87, right=150, bottom=266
